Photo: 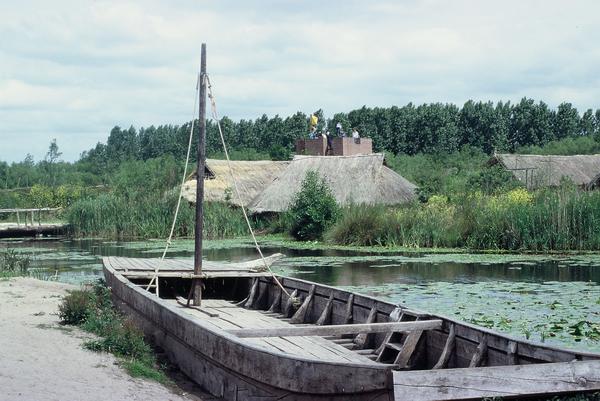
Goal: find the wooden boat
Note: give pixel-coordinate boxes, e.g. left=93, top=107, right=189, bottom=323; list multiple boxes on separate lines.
left=103, top=256, right=600, bottom=401
left=103, top=44, right=600, bottom=400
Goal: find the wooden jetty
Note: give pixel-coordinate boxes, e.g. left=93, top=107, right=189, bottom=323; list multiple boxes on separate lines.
left=0, top=208, right=67, bottom=238
left=103, top=256, right=600, bottom=401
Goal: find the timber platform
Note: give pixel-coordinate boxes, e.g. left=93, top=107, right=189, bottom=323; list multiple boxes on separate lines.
left=0, top=208, right=67, bottom=238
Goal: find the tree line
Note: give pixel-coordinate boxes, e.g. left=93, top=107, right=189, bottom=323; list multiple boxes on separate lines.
left=2, top=97, right=600, bottom=190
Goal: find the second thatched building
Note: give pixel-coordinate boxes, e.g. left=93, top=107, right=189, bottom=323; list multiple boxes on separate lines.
left=248, top=154, right=417, bottom=213
left=490, top=153, right=600, bottom=190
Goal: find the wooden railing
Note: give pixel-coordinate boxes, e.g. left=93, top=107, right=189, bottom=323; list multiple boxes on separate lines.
left=0, top=208, right=62, bottom=227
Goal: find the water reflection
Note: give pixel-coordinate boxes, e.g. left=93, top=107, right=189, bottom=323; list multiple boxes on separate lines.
left=1, top=238, right=599, bottom=285
left=2, top=237, right=599, bottom=350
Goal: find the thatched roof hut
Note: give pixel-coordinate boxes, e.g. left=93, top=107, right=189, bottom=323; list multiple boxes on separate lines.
left=182, top=159, right=289, bottom=206
left=491, top=153, right=600, bottom=189
left=248, top=154, right=417, bottom=213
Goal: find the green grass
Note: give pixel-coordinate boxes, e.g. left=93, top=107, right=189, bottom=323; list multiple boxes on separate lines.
left=65, top=191, right=267, bottom=240
left=0, top=249, right=33, bottom=278
left=325, top=186, right=600, bottom=251
left=58, top=280, right=169, bottom=384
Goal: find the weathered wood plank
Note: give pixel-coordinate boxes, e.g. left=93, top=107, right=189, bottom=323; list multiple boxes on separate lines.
left=393, top=360, right=600, bottom=401
left=393, top=330, right=424, bottom=368
left=244, top=278, right=259, bottom=308
left=316, top=293, right=334, bottom=326
left=283, top=289, right=298, bottom=318
left=267, top=288, right=281, bottom=313
left=290, top=284, right=316, bottom=324
left=354, top=305, right=377, bottom=348
left=469, top=334, right=488, bottom=367
left=375, top=307, right=403, bottom=359
left=122, top=271, right=273, bottom=279
left=174, top=296, right=219, bottom=317
left=507, top=340, right=518, bottom=365
left=343, top=293, right=354, bottom=324
left=227, top=320, right=442, bottom=338
left=433, top=324, right=455, bottom=369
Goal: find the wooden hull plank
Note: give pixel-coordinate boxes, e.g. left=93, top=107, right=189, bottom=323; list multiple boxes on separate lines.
left=393, top=360, right=600, bottom=400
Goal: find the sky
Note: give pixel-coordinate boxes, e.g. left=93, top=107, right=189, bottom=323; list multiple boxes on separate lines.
left=1, top=0, right=600, bottom=162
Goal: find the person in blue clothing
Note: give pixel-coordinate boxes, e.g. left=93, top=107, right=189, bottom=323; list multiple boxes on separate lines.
left=325, top=130, right=334, bottom=155
left=336, top=122, right=343, bottom=137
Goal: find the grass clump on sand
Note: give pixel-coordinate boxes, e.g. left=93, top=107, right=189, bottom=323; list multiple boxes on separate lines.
left=58, top=280, right=168, bottom=384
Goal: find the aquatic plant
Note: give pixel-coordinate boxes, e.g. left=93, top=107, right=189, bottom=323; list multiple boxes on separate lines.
left=0, top=249, right=31, bottom=277
left=326, top=185, right=600, bottom=251
left=65, top=191, right=263, bottom=240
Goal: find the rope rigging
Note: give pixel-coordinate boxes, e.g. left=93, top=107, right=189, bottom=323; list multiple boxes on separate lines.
left=147, top=70, right=296, bottom=303
left=146, top=72, right=200, bottom=294
left=206, top=75, right=294, bottom=300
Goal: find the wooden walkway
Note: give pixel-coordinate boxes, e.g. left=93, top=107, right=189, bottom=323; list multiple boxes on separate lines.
left=0, top=223, right=68, bottom=238
left=0, top=208, right=66, bottom=238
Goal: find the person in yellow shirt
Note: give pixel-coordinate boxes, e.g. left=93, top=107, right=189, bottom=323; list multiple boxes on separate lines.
left=309, top=114, right=319, bottom=139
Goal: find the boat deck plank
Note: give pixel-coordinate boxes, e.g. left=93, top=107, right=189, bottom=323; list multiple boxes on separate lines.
left=167, top=299, right=378, bottom=365
left=108, top=256, right=270, bottom=274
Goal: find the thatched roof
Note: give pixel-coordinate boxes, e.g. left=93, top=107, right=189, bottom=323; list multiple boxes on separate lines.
left=492, top=153, right=600, bottom=189
left=182, top=159, right=289, bottom=206
left=248, top=154, right=417, bottom=213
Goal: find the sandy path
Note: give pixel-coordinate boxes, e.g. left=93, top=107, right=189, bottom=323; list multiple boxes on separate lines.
left=0, top=277, right=208, bottom=401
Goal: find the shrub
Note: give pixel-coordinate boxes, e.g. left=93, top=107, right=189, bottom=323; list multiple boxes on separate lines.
left=288, top=171, right=340, bottom=240
left=58, top=289, right=93, bottom=325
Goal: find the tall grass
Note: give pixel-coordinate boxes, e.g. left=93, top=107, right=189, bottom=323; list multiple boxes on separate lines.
left=66, top=192, right=264, bottom=239
left=0, top=249, right=31, bottom=277
left=326, top=187, right=600, bottom=251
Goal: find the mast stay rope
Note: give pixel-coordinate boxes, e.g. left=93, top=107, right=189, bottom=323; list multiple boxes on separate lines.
left=146, top=72, right=200, bottom=295
left=146, top=70, right=296, bottom=302
left=206, top=74, right=295, bottom=300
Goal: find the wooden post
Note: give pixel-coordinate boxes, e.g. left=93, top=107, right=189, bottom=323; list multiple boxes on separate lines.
left=193, top=43, right=207, bottom=306
left=16, top=211, right=20, bottom=227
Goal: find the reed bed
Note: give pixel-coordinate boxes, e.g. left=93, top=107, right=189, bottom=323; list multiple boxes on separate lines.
left=65, top=192, right=263, bottom=240
left=326, top=187, right=600, bottom=251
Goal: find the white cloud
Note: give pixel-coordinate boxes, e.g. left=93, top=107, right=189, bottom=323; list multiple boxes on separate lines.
left=1, top=0, right=600, bottom=162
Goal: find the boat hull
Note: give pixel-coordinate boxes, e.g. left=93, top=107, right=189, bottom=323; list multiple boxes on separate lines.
left=104, top=263, right=393, bottom=400
left=103, top=257, right=600, bottom=401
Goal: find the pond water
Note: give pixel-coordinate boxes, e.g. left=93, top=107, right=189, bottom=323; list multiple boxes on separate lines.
left=2, top=237, right=599, bottom=352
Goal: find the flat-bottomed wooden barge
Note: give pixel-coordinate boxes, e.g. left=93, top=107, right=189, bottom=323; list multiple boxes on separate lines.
left=103, top=256, right=600, bottom=401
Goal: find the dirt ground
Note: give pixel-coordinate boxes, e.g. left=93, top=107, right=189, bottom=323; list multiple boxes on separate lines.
left=0, top=277, right=216, bottom=401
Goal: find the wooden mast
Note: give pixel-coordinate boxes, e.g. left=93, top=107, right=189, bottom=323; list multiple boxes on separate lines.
left=193, top=43, right=207, bottom=306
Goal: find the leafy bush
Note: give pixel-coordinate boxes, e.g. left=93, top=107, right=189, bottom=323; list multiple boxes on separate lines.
left=288, top=171, right=340, bottom=240
left=58, top=289, right=93, bottom=325
left=467, top=164, right=521, bottom=195
left=28, top=184, right=84, bottom=208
